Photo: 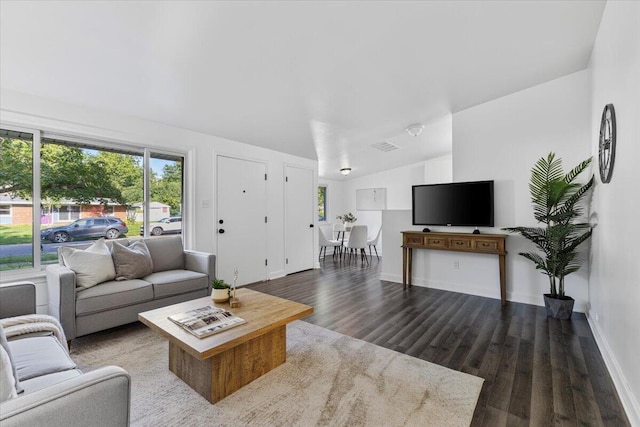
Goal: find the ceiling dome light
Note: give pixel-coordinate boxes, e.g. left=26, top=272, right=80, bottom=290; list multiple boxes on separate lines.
left=340, top=168, right=352, bottom=176
left=406, top=123, right=424, bottom=137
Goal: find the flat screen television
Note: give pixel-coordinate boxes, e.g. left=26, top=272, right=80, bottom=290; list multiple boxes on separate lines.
left=412, top=180, right=494, bottom=227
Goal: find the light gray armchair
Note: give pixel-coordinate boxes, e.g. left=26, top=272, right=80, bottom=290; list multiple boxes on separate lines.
left=0, top=282, right=130, bottom=427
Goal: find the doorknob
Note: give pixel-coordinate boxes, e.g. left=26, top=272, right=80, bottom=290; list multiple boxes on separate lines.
left=309, top=224, right=314, bottom=228
left=218, top=229, right=225, bottom=234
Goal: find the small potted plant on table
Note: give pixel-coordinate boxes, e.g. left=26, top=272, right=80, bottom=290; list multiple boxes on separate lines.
left=336, top=212, right=357, bottom=228
left=211, top=278, right=230, bottom=303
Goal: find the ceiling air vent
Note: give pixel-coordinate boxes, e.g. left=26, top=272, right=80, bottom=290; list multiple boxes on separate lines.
left=371, top=141, right=399, bottom=152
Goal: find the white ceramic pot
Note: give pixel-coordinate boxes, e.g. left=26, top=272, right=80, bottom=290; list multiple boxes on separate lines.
left=212, top=288, right=229, bottom=303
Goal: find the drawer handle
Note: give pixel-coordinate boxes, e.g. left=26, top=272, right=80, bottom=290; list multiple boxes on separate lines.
left=456, top=241, right=464, bottom=245
left=481, top=243, right=490, bottom=247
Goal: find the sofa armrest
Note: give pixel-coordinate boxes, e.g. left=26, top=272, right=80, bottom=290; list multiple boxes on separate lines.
left=46, top=264, right=77, bottom=340
left=0, top=366, right=130, bottom=427
left=185, top=251, right=215, bottom=292
left=0, top=282, right=36, bottom=318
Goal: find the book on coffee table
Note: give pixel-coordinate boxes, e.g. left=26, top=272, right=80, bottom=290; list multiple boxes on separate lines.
left=168, top=305, right=246, bottom=338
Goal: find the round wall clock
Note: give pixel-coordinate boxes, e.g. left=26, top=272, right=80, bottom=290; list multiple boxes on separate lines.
left=598, top=103, right=616, bottom=183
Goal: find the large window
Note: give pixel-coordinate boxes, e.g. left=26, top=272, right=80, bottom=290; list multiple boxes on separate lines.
left=0, top=127, right=185, bottom=272
left=318, top=185, right=327, bottom=221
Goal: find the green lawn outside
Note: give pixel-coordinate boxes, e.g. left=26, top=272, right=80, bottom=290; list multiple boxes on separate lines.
left=0, top=224, right=35, bottom=244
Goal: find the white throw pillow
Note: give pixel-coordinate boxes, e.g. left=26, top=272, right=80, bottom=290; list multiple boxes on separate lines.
left=60, top=238, right=117, bottom=288
left=0, top=346, right=17, bottom=402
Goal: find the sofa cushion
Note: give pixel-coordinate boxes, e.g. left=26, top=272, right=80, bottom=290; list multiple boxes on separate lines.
left=112, top=240, right=153, bottom=280
left=76, top=279, right=154, bottom=316
left=143, top=236, right=185, bottom=272
left=0, top=325, right=22, bottom=394
left=60, top=239, right=117, bottom=289
left=0, top=346, right=17, bottom=401
left=19, top=369, right=82, bottom=395
left=144, top=270, right=208, bottom=298
left=8, top=336, right=75, bottom=381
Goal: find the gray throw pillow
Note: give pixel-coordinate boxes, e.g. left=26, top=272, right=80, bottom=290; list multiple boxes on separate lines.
left=112, top=240, right=154, bottom=280
left=0, top=325, right=23, bottom=394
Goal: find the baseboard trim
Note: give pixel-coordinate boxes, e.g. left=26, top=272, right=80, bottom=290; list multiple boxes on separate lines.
left=586, top=311, right=640, bottom=426
left=378, top=274, right=503, bottom=302
left=380, top=273, right=402, bottom=283
left=268, top=270, right=286, bottom=281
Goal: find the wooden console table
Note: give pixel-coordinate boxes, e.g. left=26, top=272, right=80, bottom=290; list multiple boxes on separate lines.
left=401, top=231, right=508, bottom=305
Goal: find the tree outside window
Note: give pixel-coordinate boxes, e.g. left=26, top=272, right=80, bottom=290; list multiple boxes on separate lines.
left=318, top=186, right=327, bottom=221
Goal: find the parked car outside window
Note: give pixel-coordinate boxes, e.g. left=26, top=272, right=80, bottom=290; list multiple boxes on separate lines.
left=140, top=217, right=182, bottom=236
left=41, top=217, right=129, bottom=243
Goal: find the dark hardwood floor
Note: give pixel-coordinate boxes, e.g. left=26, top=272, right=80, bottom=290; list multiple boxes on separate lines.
left=247, top=257, right=629, bottom=426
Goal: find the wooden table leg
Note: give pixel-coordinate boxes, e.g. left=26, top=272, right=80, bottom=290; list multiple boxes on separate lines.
left=499, top=254, right=506, bottom=305
left=402, top=246, right=407, bottom=289
left=407, top=247, right=413, bottom=288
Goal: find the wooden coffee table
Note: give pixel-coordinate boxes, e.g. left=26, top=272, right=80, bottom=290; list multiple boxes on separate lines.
left=138, top=288, right=313, bottom=403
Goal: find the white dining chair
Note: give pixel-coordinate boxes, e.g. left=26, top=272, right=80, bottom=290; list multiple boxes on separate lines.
left=319, top=225, right=342, bottom=261
left=343, top=225, right=369, bottom=265
left=367, top=227, right=381, bottom=260
left=333, top=223, right=346, bottom=242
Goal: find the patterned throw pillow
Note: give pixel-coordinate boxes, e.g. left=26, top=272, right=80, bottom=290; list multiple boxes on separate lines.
left=112, top=240, right=154, bottom=280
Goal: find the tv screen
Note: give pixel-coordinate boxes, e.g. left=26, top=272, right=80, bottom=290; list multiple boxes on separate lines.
left=412, top=180, right=494, bottom=227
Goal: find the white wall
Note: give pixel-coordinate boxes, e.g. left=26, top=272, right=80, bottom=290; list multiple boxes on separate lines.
left=587, top=1, right=640, bottom=423
left=361, top=155, right=452, bottom=281
left=452, top=70, right=592, bottom=309
left=342, top=160, right=428, bottom=257
left=0, top=89, right=317, bottom=307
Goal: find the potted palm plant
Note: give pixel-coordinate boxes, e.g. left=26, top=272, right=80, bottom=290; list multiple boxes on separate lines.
left=503, top=153, right=594, bottom=319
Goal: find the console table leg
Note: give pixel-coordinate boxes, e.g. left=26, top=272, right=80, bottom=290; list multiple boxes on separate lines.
left=499, top=254, right=506, bottom=305
left=407, top=248, right=413, bottom=288
left=402, top=246, right=407, bottom=289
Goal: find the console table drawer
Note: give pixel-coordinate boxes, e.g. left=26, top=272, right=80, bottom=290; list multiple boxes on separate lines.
left=450, top=238, right=472, bottom=249
left=405, top=235, right=425, bottom=247
left=475, top=240, right=499, bottom=252
left=425, top=237, right=447, bottom=248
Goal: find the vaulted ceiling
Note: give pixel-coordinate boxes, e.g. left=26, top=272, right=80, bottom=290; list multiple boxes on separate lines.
left=0, top=1, right=605, bottom=179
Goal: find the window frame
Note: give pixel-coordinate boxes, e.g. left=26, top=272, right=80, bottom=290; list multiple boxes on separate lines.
left=54, top=205, right=81, bottom=222
left=318, top=185, right=327, bottom=222
left=0, top=124, right=188, bottom=277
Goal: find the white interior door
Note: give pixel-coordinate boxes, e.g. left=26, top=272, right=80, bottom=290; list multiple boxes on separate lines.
left=285, top=166, right=314, bottom=274
left=217, top=156, right=267, bottom=286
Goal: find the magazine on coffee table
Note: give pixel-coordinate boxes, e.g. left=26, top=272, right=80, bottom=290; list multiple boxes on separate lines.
left=168, top=305, right=246, bottom=338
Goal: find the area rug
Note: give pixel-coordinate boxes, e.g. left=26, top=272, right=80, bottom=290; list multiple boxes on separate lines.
left=71, top=321, right=483, bottom=427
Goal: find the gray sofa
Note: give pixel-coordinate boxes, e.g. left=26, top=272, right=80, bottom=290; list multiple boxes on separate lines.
left=46, top=235, right=215, bottom=341
left=0, top=282, right=130, bottom=427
